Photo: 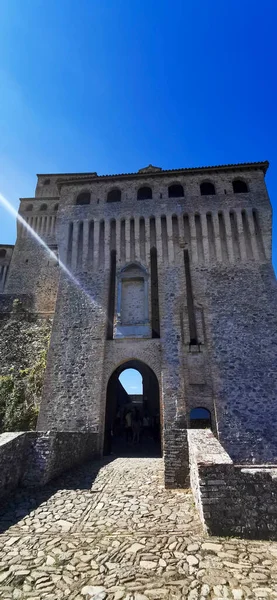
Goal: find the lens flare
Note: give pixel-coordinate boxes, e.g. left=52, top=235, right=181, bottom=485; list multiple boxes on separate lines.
left=0, top=192, right=97, bottom=305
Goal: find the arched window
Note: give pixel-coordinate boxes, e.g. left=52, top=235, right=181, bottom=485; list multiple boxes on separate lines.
left=232, top=179, right=248, bottom=194
left=54, top=204, right=59, bottom=211
left=200, top=182, right=215, bottom=195
left=190, top=407, right=212, bottom=429
left=168, top=184, right=184, bottom=198
left=40, top=203, right=47, bottom=211
left=107, top=188, right=121, bottom=203
left=25, top=204, right=33, bottom=211
left=76, top=192, right=90, bottom=205
left=137, top=186, right=152, bottom=200
left=0, top=249, right=7, bottom=258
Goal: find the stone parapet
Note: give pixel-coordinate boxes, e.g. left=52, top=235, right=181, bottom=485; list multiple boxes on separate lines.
left=164, top=427, right=189, bottom=488
left=0, top=431, right=99, bottom=503
left=188, top=429, right=277, bottom=539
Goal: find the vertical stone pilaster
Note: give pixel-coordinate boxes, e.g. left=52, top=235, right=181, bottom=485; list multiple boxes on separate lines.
left=247, top=209, right=260, bottom=261
left=178, top=214, right=185, bottom=246
left=93, top=221, right=100, bottom=270
left=82, top=220, right=89, bottom=270
left=145, top=217, right=150, bottom=268
left=200, top=213, right=209, bottom=265
left=189, top=214, right=198, bottom=264
left=125, top=219, right=130, bottom=263
left=134, top=216, right=140, bottom=261
left=236, top=209, right=247, bottom=261
left=71, top=221, right=79, bottom=272
left=104, top=219, right=110, bottom=269
left=46, top=215, right=50, bottom=235
left=155, top=216, right=163, bottom=267
left=224, top=210, right=235, bottom=264
left=116, top=219, right=121, bottom=267
left=166, top=215, right=174, bottom=265
left=213, top=213, right=223, bottom=262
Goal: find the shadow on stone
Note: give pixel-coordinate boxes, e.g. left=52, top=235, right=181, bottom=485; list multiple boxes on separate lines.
left=0, top=456, right=116, bottom=534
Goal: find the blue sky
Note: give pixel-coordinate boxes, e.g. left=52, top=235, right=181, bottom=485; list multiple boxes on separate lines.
left=0, top=1, right=277, bottom=390
left=120, top=369, right=142, bottom=395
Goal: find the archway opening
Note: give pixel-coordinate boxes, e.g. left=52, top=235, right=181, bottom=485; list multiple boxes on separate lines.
left=104, top=360, right=161, bottom=457
left=189, top=407, right=212, bottom=429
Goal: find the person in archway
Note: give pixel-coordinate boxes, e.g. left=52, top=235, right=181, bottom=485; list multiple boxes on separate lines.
left=125, top=409, right=132, bottom=443
left=132, top=409, right=141, bottom=444
left=143, top=413, right=150, bottom=439
left=152, top=414, right=160, bottom=443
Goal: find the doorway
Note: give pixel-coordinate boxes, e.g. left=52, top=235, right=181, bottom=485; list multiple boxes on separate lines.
left=104, top=360, right=161, bottom=457
left=189, top=407, right=212, bottom=429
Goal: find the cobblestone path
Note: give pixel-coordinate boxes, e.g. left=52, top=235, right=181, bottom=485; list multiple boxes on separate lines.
left=1, top=457, right=277, bottom=599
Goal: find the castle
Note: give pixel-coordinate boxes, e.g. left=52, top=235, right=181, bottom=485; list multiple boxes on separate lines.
left=1, top=160, right=277, bottom=492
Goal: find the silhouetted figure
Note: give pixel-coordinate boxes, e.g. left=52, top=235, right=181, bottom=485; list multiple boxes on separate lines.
left=132, top=409, right=141, bottom=444
left=125, top=410, right=132, bottom=443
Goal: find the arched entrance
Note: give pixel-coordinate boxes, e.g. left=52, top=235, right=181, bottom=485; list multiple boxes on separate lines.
left=104, top=360, right=161, bottom=457
left=189, top=407, right=212, bottom=429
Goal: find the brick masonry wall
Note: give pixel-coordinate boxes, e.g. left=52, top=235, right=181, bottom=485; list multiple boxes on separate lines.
left=164, top=426, right=189, bottom=488
left=0, top=431, right=99, bottom=502
left=201, top=262, right=277, bottom=462
left=0, top=432, right=27, bottom=501
left=22, top=431, right=99, bottom=486
left=0, top=296, right=52, bottom=378
left=188, top=429, right=277, bottom=540
left=37, top=271, right=108, bottom=432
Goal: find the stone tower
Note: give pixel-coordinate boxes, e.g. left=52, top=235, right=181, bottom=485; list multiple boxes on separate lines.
left=1, top=160, right=277, bottom=486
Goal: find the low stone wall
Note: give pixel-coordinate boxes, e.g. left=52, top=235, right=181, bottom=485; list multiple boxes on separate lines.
left=0, top=431, right=99, bottom=502
left=164, top=426, right=189, bottom=488
left=188, top=429, right=277, bottom=539
left=0, top=432, right=27, bottom=501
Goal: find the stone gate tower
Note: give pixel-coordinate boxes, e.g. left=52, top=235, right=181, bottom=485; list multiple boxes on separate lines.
left=1, top=161, right=277, bottom=486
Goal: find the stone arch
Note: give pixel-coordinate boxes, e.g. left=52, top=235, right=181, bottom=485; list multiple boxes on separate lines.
left=168, top=183, right=184, bottom=198
left=107, top=187, right=121, bottom=203
left=232, top=178, right=248, bottom=193
left=189, top=407, right=212, bottom=429
left=200, top=180, right=216, bottom=196
left=137, top=186, right=152, bottom=200
left=105, top=354, right=161, bottom=390
left=76, top=191, right=91, bottom=205
left=104, top=358, right=161, bottom=456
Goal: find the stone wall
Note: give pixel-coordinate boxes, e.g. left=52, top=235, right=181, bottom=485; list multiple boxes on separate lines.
left=0, top=431, right=99, bottom=502
left=201, top=262, right=277, bottom=463
left=164, top=426, right=189, bottom=488
left=188, top=429, right=277, bottom=540
left=0, top=295, right=52, bottom=432
left=0, top=432, right=27, bottom=501
left=5, top=235, right=60, bottom=314
left=22, top=431, right=99, bottom=486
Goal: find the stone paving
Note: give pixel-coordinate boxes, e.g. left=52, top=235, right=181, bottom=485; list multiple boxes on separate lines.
left=1, top=458, right=277, bottom=599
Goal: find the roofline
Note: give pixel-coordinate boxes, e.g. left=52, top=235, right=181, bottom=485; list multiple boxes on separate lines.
left=47, top=160, right=269, bottom=188
left=0, top=244, right=14, bottom=248
left=36, top=172, right=96, bottom=177
left=19, top=197, right=60, bottom=201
